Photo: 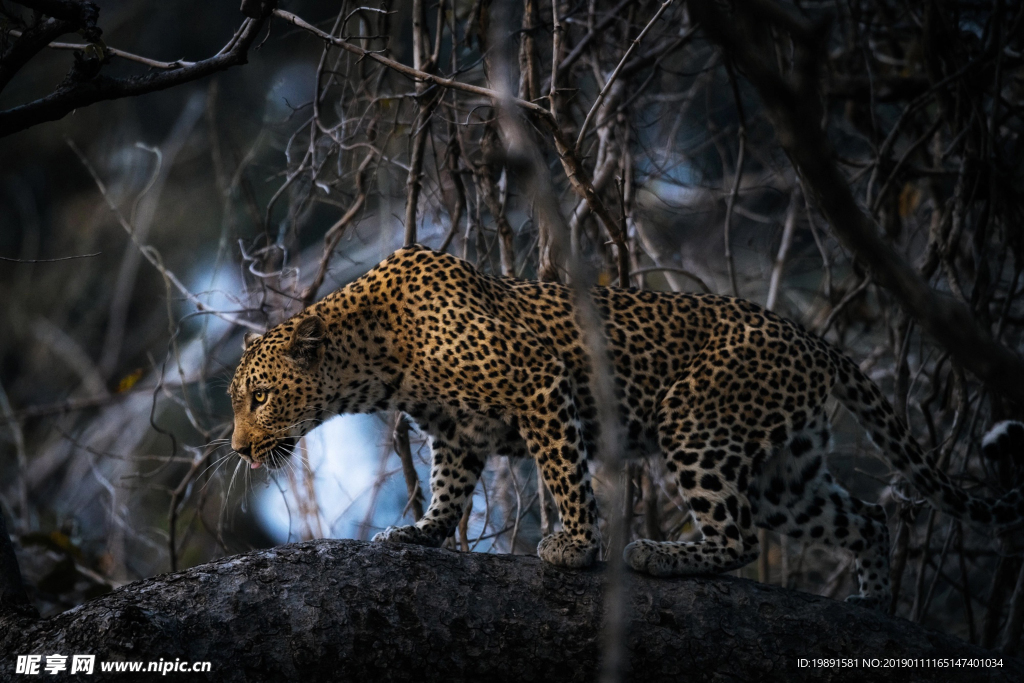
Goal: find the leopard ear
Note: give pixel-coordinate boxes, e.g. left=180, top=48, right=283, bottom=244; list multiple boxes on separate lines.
left=242, top=332, right=263, bottom=350
left=288, top=315, right=326, bottom=368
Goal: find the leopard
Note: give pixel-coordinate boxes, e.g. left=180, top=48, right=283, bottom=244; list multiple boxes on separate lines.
left=228, top=244, right=1024, bottom=607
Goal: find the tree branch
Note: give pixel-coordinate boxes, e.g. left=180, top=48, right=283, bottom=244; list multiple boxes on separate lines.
left=0, top=539, right=1018, bottom=681
left=0, top=10, right=269, bottom=139
left=6, top=0, right=99, bottom=27
left=3, top=30, right=201, bottom=70
left=690, top=0, right=1024, bottom=404
left=0, top=17, right=77, bottom=94
left=275, top=7, right=631, bottom=287
left=272, top=9, right=550, bottom=119
left=574, top=0, right=673, bottom=156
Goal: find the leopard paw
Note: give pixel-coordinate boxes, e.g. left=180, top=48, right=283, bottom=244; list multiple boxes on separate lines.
left=624, top=539, right=680, bottom=577
left=372, top=524, right=441, bottom=547
left=537, top=531, right=598, bottom=569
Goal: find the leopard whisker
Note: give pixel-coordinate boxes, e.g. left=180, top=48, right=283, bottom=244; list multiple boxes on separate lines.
left=197, top=451, right=239, bottom=491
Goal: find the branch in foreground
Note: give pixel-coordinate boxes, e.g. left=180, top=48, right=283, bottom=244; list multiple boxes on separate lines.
left=0, top=539, right=1018, bottom=682
left=689, top=0, right=1024, bottom=404
left=0, top=10, right=269, bottom=139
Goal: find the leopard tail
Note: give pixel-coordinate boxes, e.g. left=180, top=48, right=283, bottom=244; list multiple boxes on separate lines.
left=828, top=349, right=1024, bottom=528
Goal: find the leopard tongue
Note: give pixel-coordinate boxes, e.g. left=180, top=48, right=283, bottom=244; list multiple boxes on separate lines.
left=250, top=462, right=261, bottom=470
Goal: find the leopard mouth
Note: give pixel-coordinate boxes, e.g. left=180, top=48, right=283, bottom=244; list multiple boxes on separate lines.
left=251, top=436, right=299, bottom=470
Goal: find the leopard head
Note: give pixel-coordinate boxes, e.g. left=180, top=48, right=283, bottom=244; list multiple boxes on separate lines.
left=228, top=315, right=328, bottom=469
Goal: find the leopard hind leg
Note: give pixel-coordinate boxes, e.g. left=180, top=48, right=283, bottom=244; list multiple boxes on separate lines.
left=625, top=390, right=760, bottom=576
left=751, top=414, right=891, bottom=608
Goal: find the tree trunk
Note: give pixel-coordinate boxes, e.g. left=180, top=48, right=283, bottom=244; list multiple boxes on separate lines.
left=1, top=539, right=1019, bottom=682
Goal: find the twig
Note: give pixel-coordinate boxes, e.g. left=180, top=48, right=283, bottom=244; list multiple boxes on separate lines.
left=909, top=509, right=939, bottom=621
left=0, top=252, right=100, bottom=262
left=690, top=0, right=1024, bottom=403
left=301, top=150, right=375, bottom=306
left=10, top=386, right=154, bottom=420
left=888, top=514, right=910, bottom=615
left=505, top=458, right=523, bottom=553
left=765, top=187, right=799, bottom=311
left=273, top=7, right=629, bottom=285
left=869, top=116, right=943, bottom=216
left=1001, top=557, right=1024, bottom=653
left=556, top=0, right=636, bottom=78
left=30, top=317, right=108, bottom=397
left=629, top=266, right=710, bottom=293
left=537, top=466, right=554, bottom=536
left=168, top=426, right=231, bottom=571
left=3, top=29, right=198, bottom=69
left=549, top=0, right=563, bottom=118
left=273, top=9, right=550, bottom=121
left=722, top=61, right=746, bottom=298
left=67, top=139, right=263, bottom=332
left=403, top=0, right=439, bottom=247
left=818, top=273, right=871, bottom=336
left=954, top=523, right=977, bottom=644
left=458, top=495, right=473, bottom=552
left=915, top=517, right=957, bottom=623
left=574, top=0, right=674, bottom=156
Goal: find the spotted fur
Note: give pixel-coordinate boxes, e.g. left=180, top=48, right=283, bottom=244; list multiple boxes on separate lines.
left=229, top=245, right=1024, bottom=606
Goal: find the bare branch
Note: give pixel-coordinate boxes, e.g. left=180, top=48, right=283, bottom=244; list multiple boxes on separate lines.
left=3, top=29, right=200, bottom=70
left=574, top=0, right=673, bottom=156
left=272, top=9, right=551, bottom=120
left=0, top=251, right=100, bottom=262
left=0, top=14, right=268, bottom=138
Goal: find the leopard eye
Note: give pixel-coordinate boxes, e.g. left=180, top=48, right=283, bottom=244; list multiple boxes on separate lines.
left=253, top=390, right=268, bottom=405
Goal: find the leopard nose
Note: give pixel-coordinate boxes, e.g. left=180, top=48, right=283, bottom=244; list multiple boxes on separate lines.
left=236, top=444, right=252, bottom=457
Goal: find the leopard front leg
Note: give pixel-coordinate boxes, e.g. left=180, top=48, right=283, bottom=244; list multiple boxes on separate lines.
left=373, top=435, right=484, bottom=548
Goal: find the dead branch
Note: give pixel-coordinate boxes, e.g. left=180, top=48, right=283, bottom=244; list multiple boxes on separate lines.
left=0, top=4, right=272, bottom=138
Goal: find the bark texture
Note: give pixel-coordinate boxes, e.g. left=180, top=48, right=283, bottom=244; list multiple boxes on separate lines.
left=1, top=539, right=1020, bottom=682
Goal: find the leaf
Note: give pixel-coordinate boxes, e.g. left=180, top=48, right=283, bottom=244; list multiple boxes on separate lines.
left=899, top=183, right=920, bottom=218
left=21, top=530, right=83, bottom=559
left=116, top=368, right=144, bottom=393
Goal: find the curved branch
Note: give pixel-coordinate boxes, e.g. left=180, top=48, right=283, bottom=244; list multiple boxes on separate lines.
left=0, top=18, right=77, bottom=94
left=0, top=13, right=268, bottom=139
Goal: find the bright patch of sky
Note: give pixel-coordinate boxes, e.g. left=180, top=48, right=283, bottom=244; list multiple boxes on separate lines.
left=255, top=413, right=405, bottom=543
